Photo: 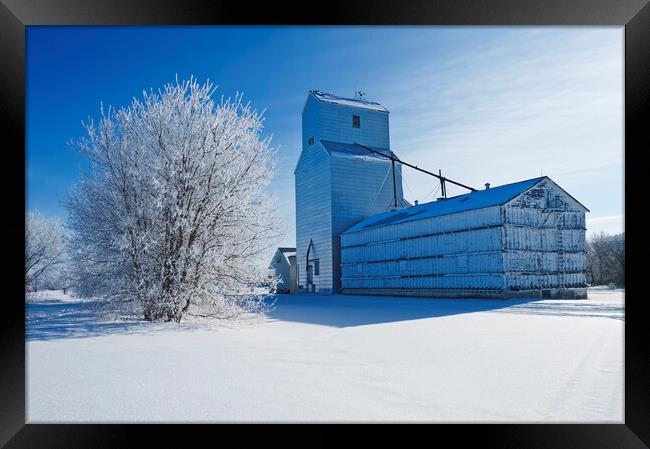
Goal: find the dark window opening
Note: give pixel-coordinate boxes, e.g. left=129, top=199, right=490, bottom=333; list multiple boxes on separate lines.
left=352, top=115, right=360, bottom=128
left=313, top=259, right=320, bottom=276
left=308, top=136, right=315, bottom=145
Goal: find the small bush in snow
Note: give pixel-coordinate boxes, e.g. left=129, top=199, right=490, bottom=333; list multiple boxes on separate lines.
left=66, top=78, right=280, bottom=322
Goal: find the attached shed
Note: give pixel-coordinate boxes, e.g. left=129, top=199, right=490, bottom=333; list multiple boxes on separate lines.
left=340, top=176, right=589, bottom=299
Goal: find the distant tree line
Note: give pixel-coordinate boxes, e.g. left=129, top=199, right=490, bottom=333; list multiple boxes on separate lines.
left=586, top=231, right=624, bottom=287
left=25, top=211, right=72, bottom=293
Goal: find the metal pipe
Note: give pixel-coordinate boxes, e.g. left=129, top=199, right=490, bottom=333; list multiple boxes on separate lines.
left=353, top=142, right=477, bottom=192
left=391, top=159, right=397, bottom=208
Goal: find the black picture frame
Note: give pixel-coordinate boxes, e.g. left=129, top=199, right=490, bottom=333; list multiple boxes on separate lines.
left=2, top=0, right=648, bottom=447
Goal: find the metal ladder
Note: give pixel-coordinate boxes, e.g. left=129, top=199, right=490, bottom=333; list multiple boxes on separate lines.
left=556, top=214, right=565, bottom=288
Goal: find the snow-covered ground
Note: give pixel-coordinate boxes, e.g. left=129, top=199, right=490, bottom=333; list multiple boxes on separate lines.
left=26, top=288, right=623, bottom=423
left=26, top=289, right=79, bottom=303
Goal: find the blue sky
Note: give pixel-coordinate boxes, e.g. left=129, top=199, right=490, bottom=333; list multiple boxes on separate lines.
left=27, top=26, right=623, bottom=246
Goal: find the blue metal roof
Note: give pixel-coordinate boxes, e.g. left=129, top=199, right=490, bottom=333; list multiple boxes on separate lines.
left=320, top=140, right=396, bottom=161
left=344, top=177, right=548, bottom=234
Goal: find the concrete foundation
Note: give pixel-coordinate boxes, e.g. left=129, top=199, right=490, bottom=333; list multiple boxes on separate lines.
left=341, top=287, right=588, bottom=299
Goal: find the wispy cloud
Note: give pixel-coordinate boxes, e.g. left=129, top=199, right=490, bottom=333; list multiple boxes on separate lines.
left=352, top=29, right=622, bottom=223
left=273, top=28, right=623, bottom=243
left=587, top=214, right=624, bottom=224
left=586, top=214, right=624, bottom=236
left=28, top=27, right=623, bottom=245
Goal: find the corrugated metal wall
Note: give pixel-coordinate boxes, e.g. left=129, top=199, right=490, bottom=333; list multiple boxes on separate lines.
left=501, top=178, right=587, bottom=290
left=330, top=156, right=402, bottom=293
left=295, top=95, right=333, bottom=292
left=341, top=206, right=506, bottom=291
left=340, top=179, right=587, bottom=297
left=502, top=226, right=585, bottom=252
left=294, top=141, right=332, bottom=292
left=316, top=98, right=390, bottom=149
left=342, top=227, right=503, bottom=264
left=296, top=92, right=398, bottom=293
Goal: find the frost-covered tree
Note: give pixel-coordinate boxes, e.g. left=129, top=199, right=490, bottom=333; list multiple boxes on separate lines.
left=25, top=211, right=65, bottom=291
left=65, top=78, right=280, bottom=322
left=35, top=255, right=74, bottom=293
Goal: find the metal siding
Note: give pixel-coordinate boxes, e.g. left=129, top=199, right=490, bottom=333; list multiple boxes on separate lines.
left=342, top=227, right=503, bottom=263
left=502, top=178, right=587, bottom=290
left=341, top=179, right=587, bottom=296
left=342, top=206, right=502, bottom=247
left=330, top=157, right=404, bottom=292
left=295, top=100, right=333, bottom=292
left=317, top=101, right=390, bottom=149
left=342, top=252, right=503, bottom=277
left=343, top=274, right=504, bottom=290
left=341, top=207, right=505, bottom=291
left=296, top=93, right=397, bottom=293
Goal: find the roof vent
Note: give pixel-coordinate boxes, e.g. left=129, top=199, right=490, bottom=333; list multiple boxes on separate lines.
left=414, top=200, right=419, bottom=206
left=485, top=183, right=491, bottom=190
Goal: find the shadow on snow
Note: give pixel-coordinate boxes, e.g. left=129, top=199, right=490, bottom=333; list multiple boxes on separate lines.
left=26, top=292, right=623, bottom=340
left=264, top=294, right=623, bottom=328
left=26, top=301, right=157, bottom=341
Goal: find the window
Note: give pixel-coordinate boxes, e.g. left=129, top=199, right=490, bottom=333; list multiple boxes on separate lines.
left=313, top=259, right=320, bottom=276
left=308, top=136, right=314, bottom=145
left=352, top=115, right=360, bottom=128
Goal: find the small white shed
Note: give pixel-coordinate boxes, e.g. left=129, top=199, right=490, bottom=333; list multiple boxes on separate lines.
left=268, top=247, right=297, bottom=293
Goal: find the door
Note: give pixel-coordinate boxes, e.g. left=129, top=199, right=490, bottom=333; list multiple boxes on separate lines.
left=307, top=264, right=314, bottom=292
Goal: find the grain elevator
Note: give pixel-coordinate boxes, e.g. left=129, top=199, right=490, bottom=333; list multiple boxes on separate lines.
left=294, top=91, right=588, bottom=298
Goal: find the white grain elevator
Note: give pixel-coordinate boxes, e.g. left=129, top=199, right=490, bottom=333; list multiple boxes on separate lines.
left=294, top=91, right=408, bottom=294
